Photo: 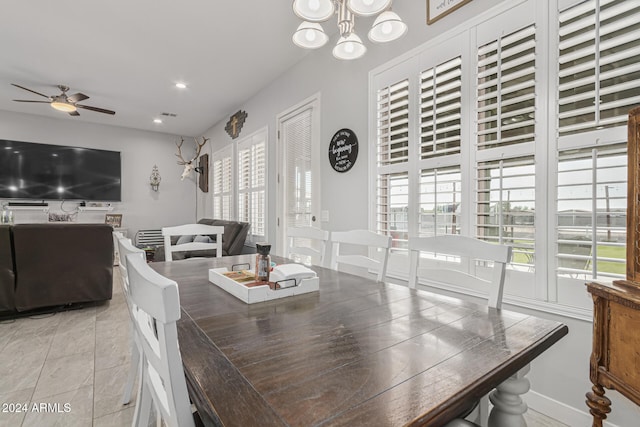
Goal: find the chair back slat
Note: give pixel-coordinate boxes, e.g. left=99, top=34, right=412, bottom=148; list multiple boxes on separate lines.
left=329, top=230, right=392, bottom=282
left=287, top=226, right=330, bottom=267
left=117, top=237, right=146, bottom=288
left=408, top=235, right=512, bottom=309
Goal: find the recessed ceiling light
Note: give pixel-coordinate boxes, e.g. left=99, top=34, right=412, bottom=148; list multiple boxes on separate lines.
left=153, top=118, right=163, bottom=124
left=175, top=82, right=187, bottom=89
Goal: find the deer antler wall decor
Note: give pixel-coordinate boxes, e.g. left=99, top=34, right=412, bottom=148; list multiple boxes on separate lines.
left=175, top=136, right=209, bottom=180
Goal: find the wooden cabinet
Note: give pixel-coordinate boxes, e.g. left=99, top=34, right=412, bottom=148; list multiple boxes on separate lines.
left=586, top=106, right=640, bottom=426
left=626, top=106, right=640, bottom=283
left=586, top=281, right=640, bottom=427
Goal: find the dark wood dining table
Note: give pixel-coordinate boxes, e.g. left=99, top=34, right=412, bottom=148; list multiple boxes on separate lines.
left=151, top=254, right=568, bottom=427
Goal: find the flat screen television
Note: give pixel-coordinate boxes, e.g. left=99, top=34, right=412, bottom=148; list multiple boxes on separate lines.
left=0, top=139, right=121, bottom=201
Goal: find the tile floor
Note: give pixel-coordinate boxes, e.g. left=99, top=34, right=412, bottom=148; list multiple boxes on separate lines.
left=0, top=269, right=568, bottom=427
left=0, top=269, right=135, bottom=427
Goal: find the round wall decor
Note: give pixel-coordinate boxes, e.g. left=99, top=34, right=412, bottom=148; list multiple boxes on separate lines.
left=328, top=128, right=358, bottom=173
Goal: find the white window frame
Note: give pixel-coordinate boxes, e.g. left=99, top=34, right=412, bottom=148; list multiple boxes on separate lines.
left=210, top=126, right=269, bottom=246
left=368, top=0, right=636, bottom=319
left=236, top=127, right=268, bottom=243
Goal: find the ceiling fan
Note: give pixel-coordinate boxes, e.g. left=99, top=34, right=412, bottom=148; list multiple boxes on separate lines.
left=11, top=83, right=116, bottom=116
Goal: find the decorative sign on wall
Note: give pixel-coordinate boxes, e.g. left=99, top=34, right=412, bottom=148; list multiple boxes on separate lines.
left=328, top=128, right=358, bottom=173
left=427, top=0, right=472, bottom=25
left=225, top=110, right=248, bottom=139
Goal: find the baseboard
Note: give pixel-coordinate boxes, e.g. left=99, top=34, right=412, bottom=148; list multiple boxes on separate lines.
left=526, top=390, right=620, bottom=427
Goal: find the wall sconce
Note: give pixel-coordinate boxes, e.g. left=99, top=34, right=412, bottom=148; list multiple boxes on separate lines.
left=150, top=165, right=161, bottom=191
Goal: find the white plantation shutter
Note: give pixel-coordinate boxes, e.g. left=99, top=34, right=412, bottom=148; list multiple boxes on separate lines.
left=477, top=25, right=536, bottom=150
left=476, top=157, right=536, bottom=270
left=282, top=108, right=313, bottom=229
left=377, top=79, right=410, bottom=166
left=376, top=172, right=409, bottom=251
left=237, top=130, right=266, bottom=240
left=557, top=143, right=627, bottom=279
left=420, top=57, right=462, bottom=159
left=418, top=167, right=461, bottom=237
left=558, top=0, right=640, bottom=135
left=376, top=76, right=410, bottom=250
left=211, top=146, right=233, bottom=220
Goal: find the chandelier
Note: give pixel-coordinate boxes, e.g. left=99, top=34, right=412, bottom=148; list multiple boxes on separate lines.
left=292, top=0, right=407, bottom=60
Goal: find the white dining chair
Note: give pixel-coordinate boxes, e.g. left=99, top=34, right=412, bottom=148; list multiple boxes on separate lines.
left=408, top=235, right=512, bottom=309
left=287, top=226, right=330, bottom=267
left=329, top=229, right=392, bottom=282
left=115, top=236, right=147, bottom=406
left=162, top=223, right=224, bottom=261
left=408, top=234, right=512, bottom=427
left=126, top=253, right=196, bottom=427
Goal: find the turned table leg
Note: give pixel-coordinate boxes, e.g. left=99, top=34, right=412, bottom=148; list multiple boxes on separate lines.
left=488, top=364, right=530, bottom=427
left=586, top=384, right=611, bottom=427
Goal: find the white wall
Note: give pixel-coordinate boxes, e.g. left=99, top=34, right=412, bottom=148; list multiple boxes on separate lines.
left=193, top=0, right=640, bottom=425
left=0, top=110, right=196, bottom=237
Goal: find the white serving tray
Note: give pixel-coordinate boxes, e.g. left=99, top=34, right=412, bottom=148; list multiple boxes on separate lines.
left=208, top=267, right=319, bottom=304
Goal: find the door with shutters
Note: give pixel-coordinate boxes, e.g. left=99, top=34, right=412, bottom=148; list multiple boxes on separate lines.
left=276, top=94, right=321, bottom=256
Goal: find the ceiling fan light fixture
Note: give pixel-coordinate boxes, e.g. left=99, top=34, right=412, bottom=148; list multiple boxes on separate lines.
left=368, top=11, right=407, bottom=43
left=346, top=0, right=392, bottom=16
left=293, top=0, right=335, bottom=22
left=293, top=22, right=329, bottom=49
left=50, top=101, right=77, bottom=113
left=333, top=33, right=366, bottom=60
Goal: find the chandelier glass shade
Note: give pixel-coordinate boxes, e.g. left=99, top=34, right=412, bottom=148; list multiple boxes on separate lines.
left=346, top=0, right=391, bottom=16
left=293, top=22, right=330, bottom=49
left=368, top=10, right=407, bottom=43
left=293, top=0, right=335, bottom=21
left=292, top=0, right=406, bottom=60
left=333, top=33, right=367, bottom=60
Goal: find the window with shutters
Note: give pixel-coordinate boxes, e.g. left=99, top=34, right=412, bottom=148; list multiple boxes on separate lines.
left=377, top=80, right=410, bottom=167
left=211, top=146, right=233, bottom=220
left=557, top=144, right=627, bottom=280
left=476, top=157, right=536, bottom=270
left=418, top=167, right=461, bottom=237
left=375, top=78, right=410, bottom=251
left=475, top=23, right=537, bottom=271
left=558, top=0, right=640, bottom=136
left=374, top=55, right=464, bottom=252
left=237, top=129, right=267, bottom=241
left=418, top=55, right=463, bottom=240
left=555, top=0, right=632, bottom=303
left=368, top=0, right=633, bottom=312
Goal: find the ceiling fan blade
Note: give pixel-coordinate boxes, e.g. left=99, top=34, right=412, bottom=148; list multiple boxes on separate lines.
left=76, top=104, right=116, bottom=115
left=11, top=83, right=51, bottom=99
left=13, top=99, right=50, bottom=103
left=69, top=111, right=80, bottom=116
left=67, top=92, right=89, bottom=103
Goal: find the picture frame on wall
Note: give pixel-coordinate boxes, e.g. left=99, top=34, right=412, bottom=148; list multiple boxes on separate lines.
left=427, top=0, right=472, bottom=25
left=105, top=213, right=123, bottom=228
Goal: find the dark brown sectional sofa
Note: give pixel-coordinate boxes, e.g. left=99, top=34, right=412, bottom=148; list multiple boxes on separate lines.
left=0, top=223, right=113, bottom=316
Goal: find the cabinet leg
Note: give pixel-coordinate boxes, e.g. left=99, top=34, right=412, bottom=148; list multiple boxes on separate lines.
left=586, top=384, right=611, bottom=427
left=488, top=364, right=530, bottom=427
